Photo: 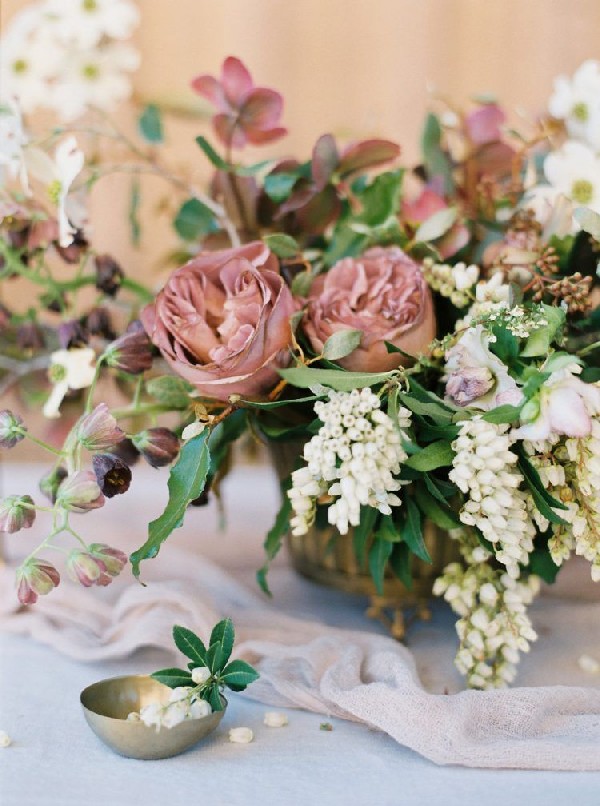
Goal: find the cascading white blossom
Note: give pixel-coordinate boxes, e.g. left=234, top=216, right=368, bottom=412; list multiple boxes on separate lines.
left=0, top=0, right=139, bottom=120
left=449, top=416, right=536, bottom=579
left=288, top=388, right=411, bottom=536
left=548, top=60, right=600, bottom=151
left=434, top=530, right=540, bottom=688
left=421, top=258, right=479, bottom=308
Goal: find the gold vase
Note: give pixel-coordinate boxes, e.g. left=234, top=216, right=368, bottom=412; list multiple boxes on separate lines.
left=270, top=441, right=460, bottom=639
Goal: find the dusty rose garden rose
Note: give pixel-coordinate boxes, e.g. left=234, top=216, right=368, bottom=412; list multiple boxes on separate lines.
left=141, top=242, right=296, bottom=400
left=303, top=246, right=436, bottom=372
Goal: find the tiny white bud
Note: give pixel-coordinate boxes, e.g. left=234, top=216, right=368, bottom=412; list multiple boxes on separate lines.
left=126, top=712, right=141, bottom=722
left=578, top=654, right=600, bottom=674
left=182, top=421, right=206, bottom=441
left=0, top=731, right=12, bottom=747
left=263, top=711, right=289, bottom=728
left=229, top=726, right=254, bottom=744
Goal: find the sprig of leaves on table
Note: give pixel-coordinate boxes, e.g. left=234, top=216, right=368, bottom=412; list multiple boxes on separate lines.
left=151, top=619, right=259, bottom=712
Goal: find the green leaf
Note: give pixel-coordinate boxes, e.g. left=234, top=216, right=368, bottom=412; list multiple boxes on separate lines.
left=138, top=103, right=164, bottom=143
left=174, top=198, right=218, bottom=241
left=150, top=667, right=193, bottom=689
left=172, top=625, right=208, bottom=665
left=377, top=514, right=402, bottom=543
left=414, top=483, right=461, bottom=530
left=196, top=135, right=229, bottom=170
left=389, top=542, right=412, bottom=589
left=221, top=659, right=260, bottom=691
left=398, top=392, right=454, bottom=424
left=262, top=233, right=300, bottom=258
left=207, top=410, right=247, bottom=474
left=206, top=684, right=224, bottom=712
left=323, top=226, right=368, bottom=267
left=208, top=618, right=235, bottom=673
left=257, top=490, right=292, bottom=595
left=235, top=159, right=274, bottom=177
left=146, top=375, right=193, bottom=409
left=279, top=365, right=397, bottom=392
left=130, top=432, right=211, bottom=578
left=128, top=175, right=141, bottom=247
left=263, top=172, right=299, bottom=203
left=357, top=169, right=404, bottom=228
left=322, top=329, right=363, bottom=361
left=400, top=498, right=431, bottom=562
left=521, top=305, right=566, bottom=357
left=421, top=112, right=454, bottom=194
left=415, top=206, right=458, bottom=243
left=353, top=506, right=378, bottom=565
left=240, top=394, right=320, bottom=410
left=527, top=546, right=560, bottom=584
left=405, top=440, right=454, bottom=472
left=368, top=536, right=393, bottom=595
left=517, top=452, right=568, bottom=525
left=482, top=403, right=523, bottom=424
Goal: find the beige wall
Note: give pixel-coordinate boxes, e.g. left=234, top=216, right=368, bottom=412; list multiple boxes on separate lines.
left=2, top=0, right=600, bottom=275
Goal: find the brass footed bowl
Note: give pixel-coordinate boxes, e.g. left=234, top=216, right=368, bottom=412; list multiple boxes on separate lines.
left=80, top=675, right=226, bottom=760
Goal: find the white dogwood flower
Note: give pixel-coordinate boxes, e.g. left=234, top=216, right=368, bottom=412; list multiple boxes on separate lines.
left=44, top=347, right=96, bottom=419
left=544, top=141, right=600, bottom=214
left=549, top=60, right=600, bottom=150
left=0, top=99, right=29, bottom=192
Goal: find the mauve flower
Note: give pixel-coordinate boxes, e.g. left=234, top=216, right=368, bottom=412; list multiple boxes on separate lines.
left=0, top=410, right=25, bottom=448
left=104, top=320, right=153, bottom=375
left=303, top=247, right=436, bottom=372
left=56, top=471, right=104, bottom=512
left=191, top=56, right=286, bottom=149
left=76, top=403, right=124, bottom=451
left=402, top=188, right=469, bottom=259
left=17, top=560, right=60, bottom=605
left=465, top=103, right=506, bottom=145
left=0, top=495, right=35, bottom=533
left=67, top=549, right=110, bottom=587
left=513, top=361, right=600, bottom=441
left=88, top=543, right=127, bottom=578
left=444, top=325, right=523, bottom=410
left=132, top=427, right=179, bottom=468
left=141, top=242, right=296, bottom=400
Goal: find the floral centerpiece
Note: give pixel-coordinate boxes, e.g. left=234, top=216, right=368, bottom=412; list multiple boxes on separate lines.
left=1, top=1, right=600, bottom=690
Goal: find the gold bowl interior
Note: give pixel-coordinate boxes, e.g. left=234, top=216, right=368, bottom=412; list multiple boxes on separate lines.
left=80, top=674, right=226, bottom=760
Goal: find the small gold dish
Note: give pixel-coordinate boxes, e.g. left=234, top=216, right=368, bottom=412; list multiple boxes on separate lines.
left=80, top=674, right=226, bottom=760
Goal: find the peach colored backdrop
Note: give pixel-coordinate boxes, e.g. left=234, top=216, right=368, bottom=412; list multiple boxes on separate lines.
left=3, top=0, right=600, bottom=279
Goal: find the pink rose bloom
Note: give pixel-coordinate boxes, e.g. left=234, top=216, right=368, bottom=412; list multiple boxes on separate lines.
left=303, top=247, right=436, bottom=372
left=141, top=242, right=296, bottom=400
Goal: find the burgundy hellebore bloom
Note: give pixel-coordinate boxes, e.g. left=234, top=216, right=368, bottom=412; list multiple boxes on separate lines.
left=191, top=56, right=287, bottom=149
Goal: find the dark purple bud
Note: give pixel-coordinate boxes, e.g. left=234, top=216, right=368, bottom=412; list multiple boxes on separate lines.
left=104, top=320, right=153, bottom=375
left=0, top=410, right=25, bottom=448
left=41, top=290, right=66, bottom=313
left=110, top=437, right=141, bottom=467
left=85, top=308, right=116, bottom=340
left=92, top=453, right=132, bottom=498
left=132, top=427, right=180, bottom=468
left=55, top=230, right=88, bottom=264
left=95, top=254, right=124, bottom=297
left=16, top=322, right=45, bottom=350
left=58, top=319, right=88, bottom=349
left=39, top=466, right=68, bottom=503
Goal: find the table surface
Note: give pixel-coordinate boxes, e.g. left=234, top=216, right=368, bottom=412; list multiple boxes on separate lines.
left=1, top=461, right=600, bottom=806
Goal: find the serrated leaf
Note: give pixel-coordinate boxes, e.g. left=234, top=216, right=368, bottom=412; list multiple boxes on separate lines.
left=398, top=392, right=454, bottom=424
left=368, top=536, right=393, bottom=595
left=130, top=433, right=210, bottom=578
left=138, top=103, right=163, bottom=143
left=322, top=329, right=363, bottom=361
left=146, top=375, right=193, bottom=409
left=150, top=667, right=193, bottom=689
left=415, top=206, right=458, bottom=243
left=389, top=542, right=412, bottom=588
left=172, top=625, right=208, bottom=665
left=221, top=659, right=260, bottom=691
left=401, top=498, right=431, bottom=562
left=404, top=440, right=454, bottom=472
left=206, top=684, right=225, bottom=712
left=414, top=483, right=461, bottom=530
left=240, top=394, right=319, bottom=410
left=174, top=197, right=218, bottom=241
left=207, top=410, right=247, bottom=474
left=377, top=514, right=402, bottom=543
left=263, top=233, right=300, bottom=258
left=196, top=135, right=229, bottom=170
left=279, top=365, right=397, bottom=392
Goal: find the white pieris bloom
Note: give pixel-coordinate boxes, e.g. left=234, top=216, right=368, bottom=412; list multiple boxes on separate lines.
left=228, top=727, right=254, bottom=744
left=191, top=666, right=211, bottom=685
left=0, top=731, right=12, bottom=748
left=26, top=136, right=84, bottom=247
left=189, top=699, right=212, bottom=719
left=549, top=60, right=600, bottom=150
left=44, top=347, right=96, bottom=419
left=263, top=711, right=288, bottom=728
left=45, top=0, right=140, bottom=48
left=544, top=141, right=600, bottom=214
